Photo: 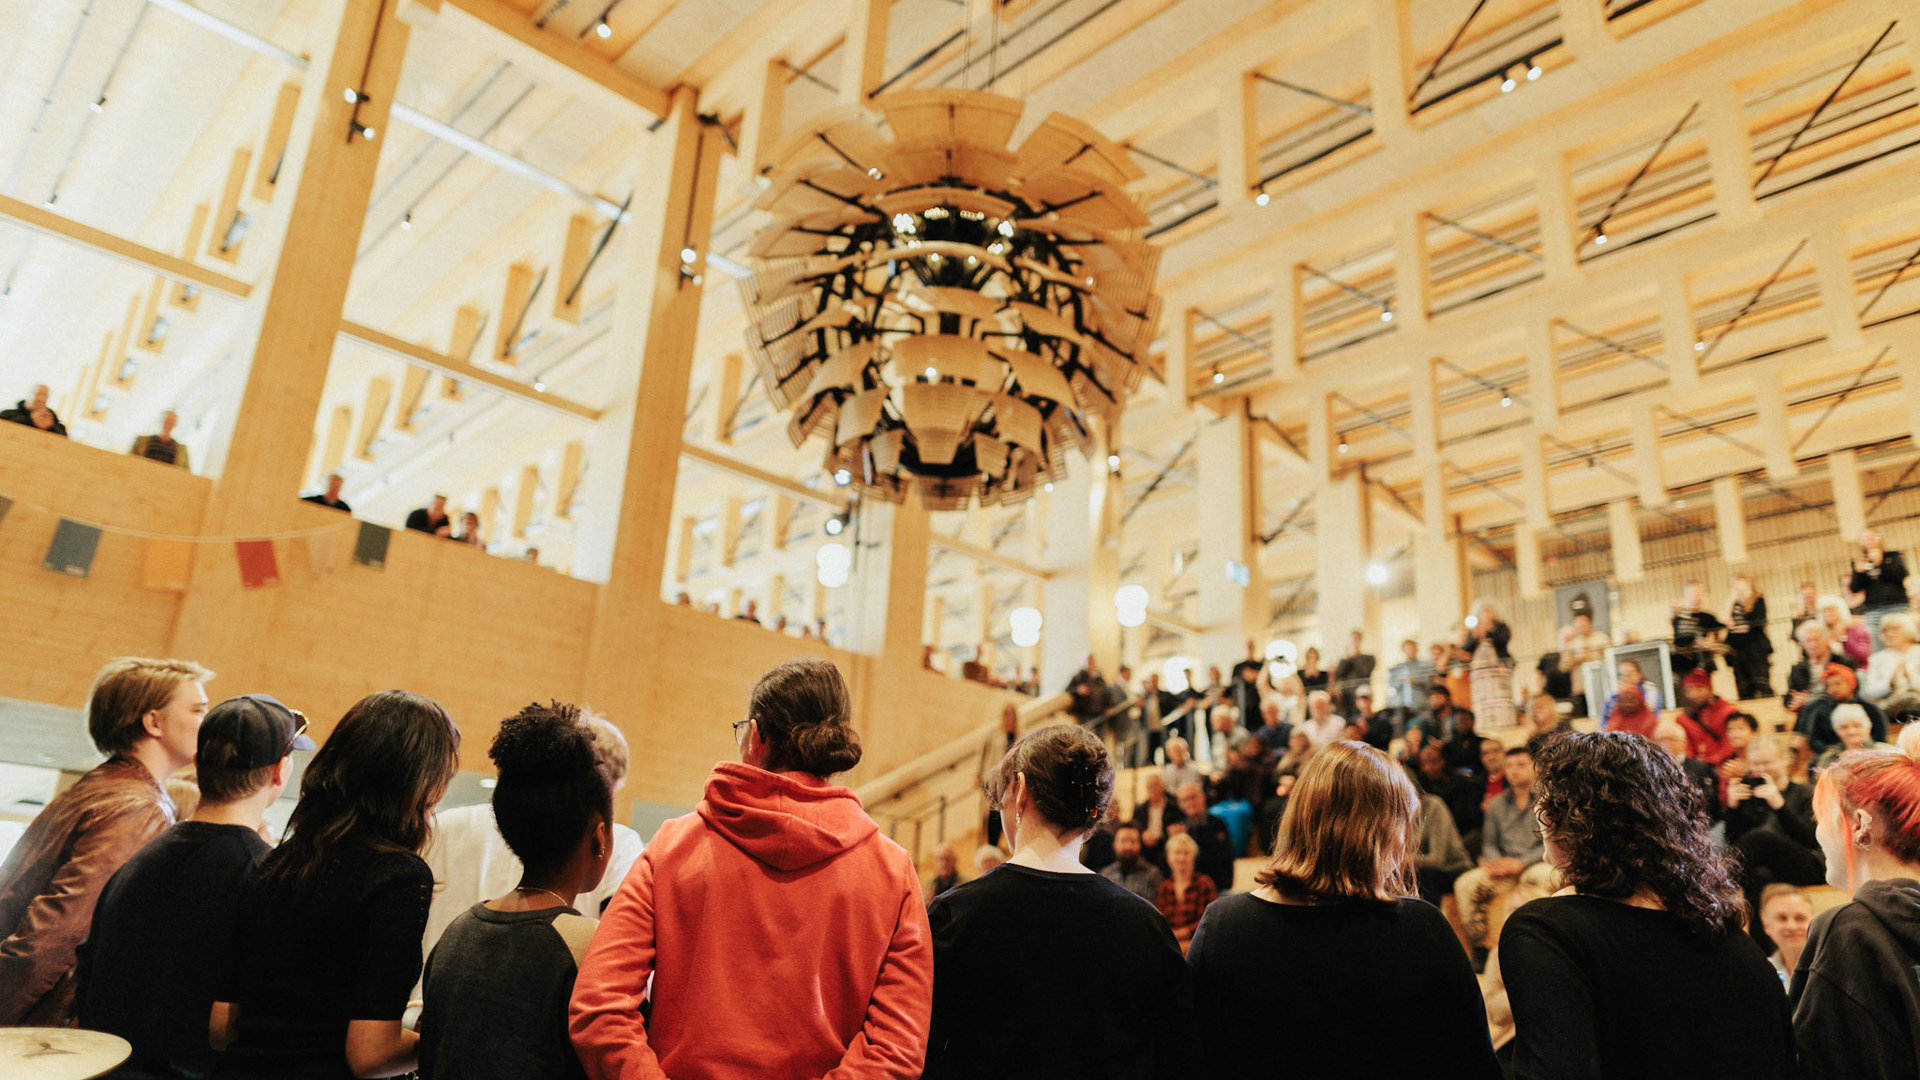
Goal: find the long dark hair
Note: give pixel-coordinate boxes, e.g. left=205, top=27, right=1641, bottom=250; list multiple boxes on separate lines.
left=751, top=658, right=862, bottom=777
left=1532, top=731, right=1744, bottom=936
left=253, top=690, right=460, bottom=898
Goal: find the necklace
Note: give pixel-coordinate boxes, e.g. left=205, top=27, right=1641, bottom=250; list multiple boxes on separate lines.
left=515, top=885, right=572, bottom=908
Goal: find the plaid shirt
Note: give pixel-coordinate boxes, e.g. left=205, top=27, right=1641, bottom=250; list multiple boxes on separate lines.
left=1156, top=874, right=1218, bottom=935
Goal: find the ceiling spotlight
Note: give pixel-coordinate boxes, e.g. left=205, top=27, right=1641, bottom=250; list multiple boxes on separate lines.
left=866, top=167, right=884, bottom=180
left=343, top=88, right=362, bottom=103
left=1527, top=61, right=1543, bottom=81
left=351, top=122, right=377, bottom=141
left=832, top=468, right=852, bottom=486
left=680, top=247, right=698, bottom=264
left=1501, top=75, right=1517, bottom=93
left=1365, top=562, right=1389, bottom=586
left=924, top=366, right=939, bottom=380
left=1587, top=456, right=1599, bottom=473
left=1593, top=230, right=1609, bottom=246
left=533, top=378, right=546, bottom=392
left=400, top=211, right=413, bottom=231
left=1254, top=190, right=1270, bottom=207
left=90, top=96, right=106, bottom=113
left=1212, top=371, right=1226, bottom=385
left=824, top=514, right=845, bottom=535
left=1107, top=453, right=1121, bottom=470
left=1499, top=389, right=1512, bottom=407
left=1337, top=435, right=1350, bottom=454
left=1693, top=340, right=1705, bottom=352
left=1044, top=482, right=1055, bottom=493
left=594, top=17, right=612, bottom=39
left=1380, top=308, right=1394, bottom=323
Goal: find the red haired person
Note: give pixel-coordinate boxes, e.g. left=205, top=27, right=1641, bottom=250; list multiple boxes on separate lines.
left=1791, top=726, right=1920, bottom=1078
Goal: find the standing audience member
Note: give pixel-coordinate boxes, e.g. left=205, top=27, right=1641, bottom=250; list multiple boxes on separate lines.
left=1790, top=582, right=1822, bottom=649
left=0, top=657, right=212, bottom=1025
left=0, top=383, right=67, bottom=436
left=1674, top=669, right=1738, bottom=764
left=218, top=690, right=461, bottom=1080
left=1387, top=638, right=1436, bottom=722
left=925, top=724, right=1191, bottom=1079
left=1851, top=529, right=1911, bottom=648
left=405, top=495, right=453, bottom=537
left=418, top=702, right=613, bottom=1080
left=75, top=694, right=306, bottom=1079
left=571, top=659, right=931, bottom=1079
left=1066, top=655, right=1110, bottom=723
left=1759, top=885, right=1813, bottom=988
left=1791, top=726, right=1920, bottom=1076
left=302, top=473, right=353, bottom=513
left=1188, top=741, right=1500, bottom=1078
left=1502, top=732, right=1793, bottom=1079
left=1155, top=833, right=1216, bottom=951
left=1560, top=601, right=1611, bottom=717
left=1461, top=601, right=1516, bottom=729
left=926, top=844, right=963, bottom=900
left=1332, top=630, right=1376, bottom=716
left=1099, top=823, right=1163, bottom=904
left=1172, top=782, right=1235, bottom=893
left=1454, top=747, right=1556, bottom=966
left=1297, top=647, right=1329, bottom=696
left=1863, top=611, right=1920, bottom=717
left=1669, top=581, right=1724, bottom=680
left=1727, top=576, right=1774, bottom=700
left=456, top=511, right=483, bottom=547
left=130, top=410, right=191, bottom=470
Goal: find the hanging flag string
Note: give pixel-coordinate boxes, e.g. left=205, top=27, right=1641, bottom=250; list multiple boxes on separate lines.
left=0, top=488, right=355, bottom=544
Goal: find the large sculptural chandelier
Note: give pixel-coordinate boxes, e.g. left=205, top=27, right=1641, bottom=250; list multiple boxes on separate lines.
left=740, top=88, right=1161, bottom=510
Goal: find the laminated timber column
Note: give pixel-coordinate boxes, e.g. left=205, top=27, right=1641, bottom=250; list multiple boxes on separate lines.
left=1196, top=407, right=1265, bottom=663
left=579, top=89, right=723, bottom=704
left=1409, top=355, right=1465, bottom=638
left=1039, top=452, right=1121, bottom=696
left=172, top=0, right=409, bottom=671
left=1308, top=392, right=1377, bottom=651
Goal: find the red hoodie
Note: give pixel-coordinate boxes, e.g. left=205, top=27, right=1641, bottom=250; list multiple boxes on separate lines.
left=570, top=762, right=932, bottom=1080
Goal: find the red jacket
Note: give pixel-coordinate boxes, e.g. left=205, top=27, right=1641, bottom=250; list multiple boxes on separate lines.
left=570, top=762, right=932, bottom=1080
left=1676, top=697, right=1739, bottom=764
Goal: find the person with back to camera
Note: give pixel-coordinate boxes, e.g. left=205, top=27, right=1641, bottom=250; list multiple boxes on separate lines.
left=1790, top=724, right=1920, bottom=1076
left=216, top=690, right=462, bottom=1080
left=418, top=702, right=613, bottom=1080
left=570, top=658, right=932, bottom=1079
left=1500, top=731, right=1794, bottom=1079
left=923, top=723, right=1193, bottom=1079
left=1187, top=741, right=1499, bottom=1078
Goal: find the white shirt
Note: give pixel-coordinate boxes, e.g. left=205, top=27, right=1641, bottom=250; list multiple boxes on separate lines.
left=1299, top=712, right=1348, bottom=749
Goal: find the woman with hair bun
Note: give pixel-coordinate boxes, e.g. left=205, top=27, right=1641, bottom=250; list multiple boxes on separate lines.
left=924, top=723, right=1192, bottom=1079
left=1187, top=741, right=1498, bottom=1078
left=1792, top=724, right=1920, bottom=1077
left=1502, top=731, right=1792, bottom=1079
left=571, top=658, right=933, bottom=1079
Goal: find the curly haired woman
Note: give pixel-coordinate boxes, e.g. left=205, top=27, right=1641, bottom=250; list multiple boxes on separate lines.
left=1501, top=732, right=1793, bottom=1080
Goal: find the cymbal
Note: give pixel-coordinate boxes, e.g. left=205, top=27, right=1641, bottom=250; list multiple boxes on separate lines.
left=0, top=1029, right=132, bottom=1080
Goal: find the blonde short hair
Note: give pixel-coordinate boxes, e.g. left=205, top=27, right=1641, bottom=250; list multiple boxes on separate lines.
left=86, top=657, right=214, bottom=756
left=583, top=712, right=629, bottom=785
left=1164, top=832, right=1200, bottom=860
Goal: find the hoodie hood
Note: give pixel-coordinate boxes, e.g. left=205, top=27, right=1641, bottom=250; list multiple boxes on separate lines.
left=697, top=761, right=878, bottom=871
left=1854, top=878, right=1920, bottom=953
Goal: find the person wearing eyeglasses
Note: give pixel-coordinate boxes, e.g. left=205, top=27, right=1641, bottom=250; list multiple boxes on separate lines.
left=75, top=694, right=311, bottom=1079
left=0, top=656, right=213, bottom=1027
left=570, top=658, right=933, bottom=1079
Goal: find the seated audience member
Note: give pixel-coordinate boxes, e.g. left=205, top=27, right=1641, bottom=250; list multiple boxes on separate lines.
left=1204, top=703, right=1247, bottom=761
left=0, top=657, right=212, bottom=1025
left=1791, top=727, right=1920, bottom=1075
left=1129, top=773, right=1184, bottom=871
left=974, top=845, right=1005, bottom=875
left=1813, top=705, right=1896, bottom=771
left=75, top=694, right=306, bottom=1079
left=1172, top=782, right=1235, bottom=892
left=456, top=511, right=483, bottom=546
left=1603, top=685, right=1657, bottom=739
left=1350, top=689, right=1391, bottom=750
left=1716, top=711, right=1760, bottom=790
left=1653, top=720, right=1722, bottom=821
left=1188, top=742, right=1500, bottom=1078
left=1415, top=684, right=1462, bottom=742
left=1454, top=746, right=1556, bottom=965
left=1079, top=802, right=1119, bottom=873
left=1251, top=700, right=1290, bottom=759
left=1156, top=833, right=1217, bottom=950
left=1205, top=740, right=1269, bottom=809
left=571, top=660, right=931, bottom=1080
left=302, top=472, right=353, bottom=513
left=418, top=702, right=613, bottom=1080
left=1796, top=663, right=1889, bottom=753
left=1759, top=884, right=1813, bottom=988
left=1526, top=692, right=1571, bottom=739
left=1724, top=738, right=1824, bottom=949
left=219, top=691, right=461, bottom=1080
left=1416, top=743, right=1483, bottom=846
left=1414, top=789, right=1473, bottom=906
left=1785, top=623, right=1854, bottom=718
left=1863, top=611, right=1920, bottom=717
left=1503, top=732, right=1793, bottom=1079
left=0, top=382, right=67, bottom=436
left=926, top=843, right=963, bottom=900
left=737, top=599, right=762, bottom=624
left=406, top=494, right=453, bottom=537
left=1297, top=690, right=1346, bottom=750
left=1601, top=659, right=1662, bottom=727
left=1099, top=822, right=1164, bottom=904
left=526, top=547, right=542, bottom=565
left=1160, top=737, right=1201, bottom=794
left=1441, top=707, right=1483, bottom=774
left=1674, top=669, right=1739, bottom=764
left=130, top=409, right=191, bottom=470
left=926, top=725, right=1191, bottom=1078
left=1817, top=592, right=1873, bottom=667
left=1476, top=738, right=1509, bottom=804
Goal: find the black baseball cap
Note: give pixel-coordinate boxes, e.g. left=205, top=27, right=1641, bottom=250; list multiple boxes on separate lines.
left=198, top=694, right=316, bottom=770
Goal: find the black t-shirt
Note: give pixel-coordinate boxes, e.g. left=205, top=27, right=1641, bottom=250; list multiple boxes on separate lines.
left=925, top=864, right=1194, bottom=1079
left=1188, top=892, right=1498, bottom=1078
left=219, top=846, right=433, bottom=1080
left=77, top=821, right=270, bottom=1080
left=419, top=904, right=593, bottom=1080
left=1501, top=895, right=1794, bottom=1080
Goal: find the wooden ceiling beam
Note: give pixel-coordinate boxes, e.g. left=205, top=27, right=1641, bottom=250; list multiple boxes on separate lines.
left=338, top=318, right=602, bottom=421
left=399, top=0, right=672, bottom=118
left=0, top=194, right=251, bottom=301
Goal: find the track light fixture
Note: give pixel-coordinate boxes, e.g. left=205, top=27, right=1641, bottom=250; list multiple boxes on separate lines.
left=90, top=96, right=106, bottom=113
left=1254, top=190, right=1270, bottom=207
left=1499, top=388, right=1512, bottom=407
left=350, top=121, right=377, bottom=142
left=1337, top=434, right=1350, bottom=454
left=1213, top=370, right=1226, bottom=385
left=1527, top=60, right=1543, bottom=81
left=1379, top=307, right=1394, bottom=323
left=400, top=211, right=413, bottom=231
left=594, top=17, right=612, bottom=38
